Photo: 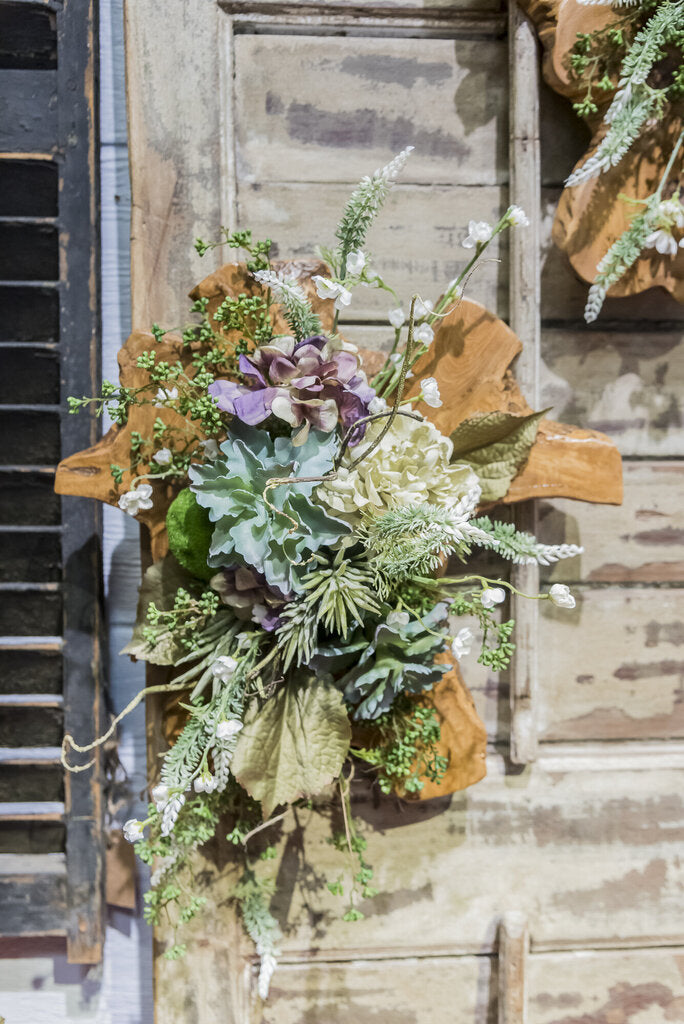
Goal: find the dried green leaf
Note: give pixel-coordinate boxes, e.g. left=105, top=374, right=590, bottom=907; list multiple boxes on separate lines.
left=449, top=409, right=548, bottom=502
left=231, top=675, right=351, bottom=817
left=121, top=554, right=198, bottom=665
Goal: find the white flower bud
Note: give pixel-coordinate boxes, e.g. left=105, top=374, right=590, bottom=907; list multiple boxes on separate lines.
left=212, top=655, right=238, bottom=683
left=151, top=783, right=169, bottom=807
left=414, top=323, right=434, bottom=346
left=153, top=447, right=172, bottom=466
left=413, top=297, right=433, bottom=320
left=345, top=250, right=366, bottom=275
left=549, top=584, right=576, bottom=609
left=462, top=220, right=493, bottom=249
left=123, top=818, right=145, bottom=843
left=154, top=386, right=179, bottom=407
left=216, top=719, right=243, bottom=741
left=118, top=484, right=154, bottom=517
left=420, top=377, right=442, bottom=408
left=388, top=308, right=405, bottom=329
left=450, top=626, right=474, bottom=661
left=507, top=205, right=529, bottom=227
left=481, top=587, right=506, bottom=609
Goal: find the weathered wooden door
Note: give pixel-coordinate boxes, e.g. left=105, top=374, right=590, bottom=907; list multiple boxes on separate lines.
left=124, top=1, right=684, bottom=1021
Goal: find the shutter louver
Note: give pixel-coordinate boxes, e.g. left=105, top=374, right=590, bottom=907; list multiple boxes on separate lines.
left=0, top=0, right=103, bottom=962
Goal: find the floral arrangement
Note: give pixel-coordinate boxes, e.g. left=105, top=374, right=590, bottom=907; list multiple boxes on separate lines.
left=62, top=149, right=583, bottom=997
left=567, top=0, right=684, bottom=320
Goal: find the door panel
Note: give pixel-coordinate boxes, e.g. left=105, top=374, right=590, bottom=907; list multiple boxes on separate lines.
left=123, top=1, right=684, bottom=1020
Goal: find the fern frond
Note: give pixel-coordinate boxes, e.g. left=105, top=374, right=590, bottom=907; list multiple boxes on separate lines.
left=253, top=268, right=322, bottom=341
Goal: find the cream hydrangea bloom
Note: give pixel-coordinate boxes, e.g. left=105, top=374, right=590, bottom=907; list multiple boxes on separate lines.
left=319, top=414, right=479, bottom=521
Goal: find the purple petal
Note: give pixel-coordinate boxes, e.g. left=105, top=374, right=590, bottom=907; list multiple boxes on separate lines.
left=329, top=351, right=359, bottom=383
left=233, top=387, right=280, bottom=424
left=268, top=354, right=299, bottom=384
left=301, top=398, right=339, bottom=432
left=294, top=335, right=326, bottom=354
left=238, top=353, right=266, bottom=386
left=291, top=375, right=320, bottom=390
left=208, top=379, right=248, bottom=413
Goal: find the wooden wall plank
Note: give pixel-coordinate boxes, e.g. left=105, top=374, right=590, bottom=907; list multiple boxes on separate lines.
left=0, top=859, right=67, bottom=934
left=125, top=0, right=224, bottom=329
left=224, top=0, right=505, bottom=12
left=528, top=947, right=684, bottom=1024
left=159, top=764, right=684, bottom=978
left=261, top=956, right=497, bottom=1024
left=537, top=463, right=684, bottom=585
left=538, top=588, right=684, bottom=741
left=541, top=328, right=684, bottom=457
left=233, top=34, right=508, bottom=187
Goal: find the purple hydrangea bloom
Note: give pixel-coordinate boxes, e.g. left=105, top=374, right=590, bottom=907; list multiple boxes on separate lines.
left=208, top=335, right=374, bottom=443
left=210, top=565, right=288, bottom=631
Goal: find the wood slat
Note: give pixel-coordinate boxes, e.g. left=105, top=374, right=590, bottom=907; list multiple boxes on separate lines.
left=0, top=469, right=60, bottom=524
left=537, top=462, right=684, bottom=585
left=0, top=704, right=64, bottom=747
left=0, top=819, right=64, bottom=854
left=240, top=182, right=508, bottom=321
left=0, top=222, right=58, bottom=280
left=155, top=762, right=684, bottom=972
left=0, top=763, right=63, bottom=802
left=0, top=346, right=60, bottom=405
left=0, top=589, right=62, bottom=635
left=233, top=34, right=508, bottom=187
left=0, top=158, right=58, bottom=216
left=0, top=646, right=62, bottom=694
left=541, top=326, right=684, bottom=457
left=0, top=69, right=58, bottom=152
left=259, top=955, right=497, bottom=1024
left=538, top=587, right=684, bottom=742
left=0, top=284, right=58, bottom=342
left=528, top=947, right=684, bottom=1024
left=224, top=0, right=505, bottom=13
left=0, top=530, right=61, bottom=582
left=0, top=408, right=60, bottom=463
left=0, top=3, right=57, bottom=70
left=0, top=856, right=67, bottom=934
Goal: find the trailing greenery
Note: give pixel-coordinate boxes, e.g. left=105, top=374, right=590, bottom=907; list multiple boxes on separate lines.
left=354, top=696, right=448, bottom=795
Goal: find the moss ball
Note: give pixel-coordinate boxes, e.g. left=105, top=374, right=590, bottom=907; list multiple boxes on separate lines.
left=166, top=488, right=214, bottom=581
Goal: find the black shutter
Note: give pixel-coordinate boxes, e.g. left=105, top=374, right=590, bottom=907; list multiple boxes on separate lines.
left=0, top=0, right=104, bottom=962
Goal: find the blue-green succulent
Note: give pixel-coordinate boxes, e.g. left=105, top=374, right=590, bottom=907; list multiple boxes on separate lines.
left=188, top=423, right=351, bottom=595
left=316, top=603, right=450, bottom=719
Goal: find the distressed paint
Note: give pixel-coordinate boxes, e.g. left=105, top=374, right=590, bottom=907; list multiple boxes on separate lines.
left=538, top=588, right=684, bottom=741
left=537, top=463, right=684, bottom=584
left=114, top=0, right=684, bottom=1021
left=233, top=34, right=508, bottom=186
left=541, top=328, right=684, bottom=458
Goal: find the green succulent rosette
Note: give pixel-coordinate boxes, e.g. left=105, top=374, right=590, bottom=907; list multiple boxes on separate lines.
left=188, top=423, right=351, bottom=595
left=315, top=602, right=450, bottom=720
